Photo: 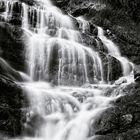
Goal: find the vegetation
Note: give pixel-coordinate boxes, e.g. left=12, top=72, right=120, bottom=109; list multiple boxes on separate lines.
left=99, top=0, right=140, bottom=22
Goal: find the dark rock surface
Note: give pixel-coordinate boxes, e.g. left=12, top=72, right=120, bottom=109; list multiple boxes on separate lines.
left=102, top=54, right=123, bottom=83
left=92, top=83, right=140, bottom=140
left=0, top=2, right=27, bottom=136
left=0, top=75, right=26, bottom=137
left=0, top=57, right=23, bottom=81
left=0, top=22, right=25, bottom=71
left=0, top=56, right=29, bottom=137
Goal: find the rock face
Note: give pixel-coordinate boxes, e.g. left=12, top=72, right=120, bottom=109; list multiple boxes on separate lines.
left=0, top=22, right=25, bottom=71
left=0, top=1, right=27, bottom=135
left=92, top=83, right=140, bottom=140
left=0, top=75, right=26, bottom=137
left=0, top=57, right=28, bottom=137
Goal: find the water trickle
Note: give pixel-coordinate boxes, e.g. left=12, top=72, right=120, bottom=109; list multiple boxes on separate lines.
left=76, top=16, right=90, bottom=33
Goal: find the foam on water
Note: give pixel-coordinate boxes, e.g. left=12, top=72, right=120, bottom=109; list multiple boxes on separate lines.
left=16, top=82, right=116, bottom=140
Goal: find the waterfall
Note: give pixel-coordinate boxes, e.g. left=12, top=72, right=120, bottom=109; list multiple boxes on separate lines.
left=0, top=0, right=134, bottom=140
left=22, top=1, right=104, bottom=85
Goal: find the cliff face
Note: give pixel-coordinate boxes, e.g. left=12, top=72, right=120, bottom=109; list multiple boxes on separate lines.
left=0, top=23, right=25, bottom=71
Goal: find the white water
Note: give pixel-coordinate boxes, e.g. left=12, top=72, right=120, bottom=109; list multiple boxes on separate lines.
left=97, top=27, right=132, bottom=76
left=11, top=82, right=117, bottom=140
left=0, top=0, right=17, bottom=21
left=22, top=1, right=104, bottom=85
left=0, top=0, right=134, bottom=140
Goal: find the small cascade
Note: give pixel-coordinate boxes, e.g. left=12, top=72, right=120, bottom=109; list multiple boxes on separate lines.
left=0, top=0, right=21, bottom=21
left=76, top=16, right=90, bottom=33
left=97, top=26, right=132, bottom=76
left=27, top=35, right=104, bottom=85
left=14, top=82, right=116, bottom=140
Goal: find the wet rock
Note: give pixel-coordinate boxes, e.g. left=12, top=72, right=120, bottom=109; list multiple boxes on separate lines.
left=115, top=77, right=127, bottom=85
left=89, top=23, right=98, bottom=36
left=134, top=65, right=140, bottom=83
left=0, top=22, right=25, bottom=71
left=101, top=54, right=123, bottom=83
left=120, top=114, right=133, bottom=126
left=0, top=57, right=22, bottom=81
left=20, top=0, right=35, bottom=6
left=108, top=56, right=123, bottom=82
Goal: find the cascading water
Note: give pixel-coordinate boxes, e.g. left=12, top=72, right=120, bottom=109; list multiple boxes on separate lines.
left=4, top=0, right=13, bottom=20
left=97, top=26, right=132, bottom=77
left=0, top=0, right=134, bottom=140
left=22, top=1, right=104, bottom=85
left=76, top=16, right=90, bottom=33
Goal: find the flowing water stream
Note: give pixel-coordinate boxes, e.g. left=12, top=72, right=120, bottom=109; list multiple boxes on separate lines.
left=97, top=26, right=132, bottom=76
left=0, top=0, right=134, bottom=139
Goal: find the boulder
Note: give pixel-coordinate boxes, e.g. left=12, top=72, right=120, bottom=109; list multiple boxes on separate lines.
left=115, top=77, right=127, bottom=85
